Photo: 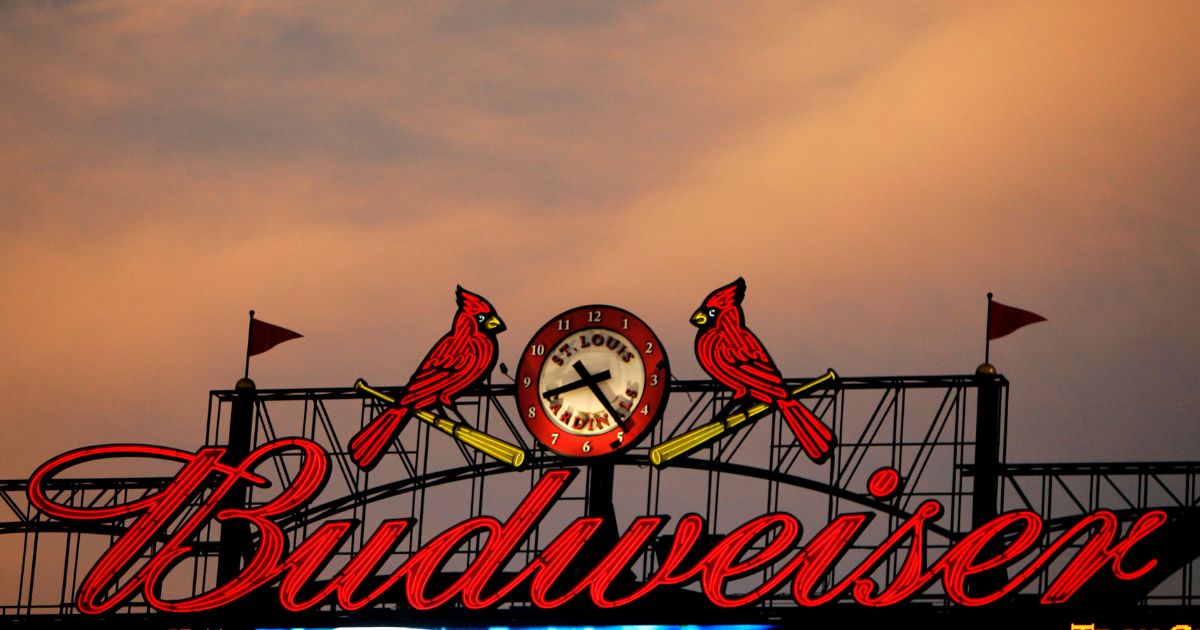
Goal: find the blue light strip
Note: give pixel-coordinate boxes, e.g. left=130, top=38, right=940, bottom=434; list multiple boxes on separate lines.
left=259, top=625, right=777, bottom=630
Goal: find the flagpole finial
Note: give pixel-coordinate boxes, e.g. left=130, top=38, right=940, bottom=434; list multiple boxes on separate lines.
left=249, top=309, right=255, bottom=318
left=987, top=292, right=993, bottom=301
left=976, top=362, right=997, bottom=375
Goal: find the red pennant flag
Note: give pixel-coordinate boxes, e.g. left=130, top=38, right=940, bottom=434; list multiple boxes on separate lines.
left=987, top=300, right=1046, bottom=340
left=248, top=317, right=303, bottom=357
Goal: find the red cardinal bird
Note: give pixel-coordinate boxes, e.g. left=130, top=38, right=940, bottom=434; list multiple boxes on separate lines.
left=691, top=278, right=835, bottom=463
left=348, top=286, right=506, bottom=470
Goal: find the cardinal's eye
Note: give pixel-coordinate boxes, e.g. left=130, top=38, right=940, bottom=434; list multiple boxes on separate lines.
left=708, top=308, right=717, bottom=317
left=477, top=315, right=485, bottom=322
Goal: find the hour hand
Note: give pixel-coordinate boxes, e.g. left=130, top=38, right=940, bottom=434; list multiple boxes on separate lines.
left=542, top=369, right=612, bottom=400
left=572, top=361, right=628, bottom=429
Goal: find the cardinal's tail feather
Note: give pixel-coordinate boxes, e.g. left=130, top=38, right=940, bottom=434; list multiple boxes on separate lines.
left=777, top=398, right=835, bottom=464
left=349, top=406, right=411, bottom=470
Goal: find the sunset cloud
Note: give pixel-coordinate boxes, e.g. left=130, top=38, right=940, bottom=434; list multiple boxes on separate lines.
left=1, top=0, right=1197, bottom=482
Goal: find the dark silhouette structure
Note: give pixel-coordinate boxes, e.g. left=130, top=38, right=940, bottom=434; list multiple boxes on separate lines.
left=1, top=371, right=1195, bottom=628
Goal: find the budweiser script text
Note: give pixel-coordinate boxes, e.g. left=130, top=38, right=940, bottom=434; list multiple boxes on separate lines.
left=28, top=439, right=1167, bottom=614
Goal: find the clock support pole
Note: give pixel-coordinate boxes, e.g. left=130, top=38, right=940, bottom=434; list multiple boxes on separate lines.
left=584, top=462, right=622, bottom=574
left=585, top=461, right=617, bottom=523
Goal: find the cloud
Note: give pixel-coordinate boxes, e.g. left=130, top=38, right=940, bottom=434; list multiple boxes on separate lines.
left=1, top=0, right=1198, bottom=481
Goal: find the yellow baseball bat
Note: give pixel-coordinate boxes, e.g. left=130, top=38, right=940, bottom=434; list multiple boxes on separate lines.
left=354, top=379, right=527, bottom=468
left=648, top=369, right=838, bottom=467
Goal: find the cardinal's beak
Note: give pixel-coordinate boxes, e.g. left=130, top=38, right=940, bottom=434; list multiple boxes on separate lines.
left=485, top=315, right=506, bottom=333
left=690, top=310, right=708, bottom=327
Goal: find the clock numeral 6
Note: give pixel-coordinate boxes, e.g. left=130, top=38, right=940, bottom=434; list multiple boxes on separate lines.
left=528, top=406, right=537, bottom=419
left=522, top=376, right=532, bottom=388
left=587, top=310, right=602, bottom=323
left=582, top=441, right=592, bottom=453
left=529, top=344, right=545, bottom=356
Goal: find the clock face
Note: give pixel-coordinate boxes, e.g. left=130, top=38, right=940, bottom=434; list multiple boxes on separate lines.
left=516, top=305, right=669, bottom=458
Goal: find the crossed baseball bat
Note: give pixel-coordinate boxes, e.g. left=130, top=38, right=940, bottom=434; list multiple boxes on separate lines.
left=649, top=368, right=838, bottom=467
left=354, top=368, right=834, bottom=469
left=354, top=378, right=527, bottom=468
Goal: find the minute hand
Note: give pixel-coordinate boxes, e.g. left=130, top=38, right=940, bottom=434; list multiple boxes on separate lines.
left=572, top=361, right=628, bottom=429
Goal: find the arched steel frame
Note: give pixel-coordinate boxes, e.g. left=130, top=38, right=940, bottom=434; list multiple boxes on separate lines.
left=1, top=374, right=1196, bottom=622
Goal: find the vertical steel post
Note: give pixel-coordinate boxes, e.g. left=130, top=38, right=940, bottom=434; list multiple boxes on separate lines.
left=972, top=368, right=1001, bottom=528
left=581, top=462, right=622, bottom=585
left=216, top=377, right=255, bottom=586
left=968, top=364, right=1005, bottom=596
left=586, top=461, right=616, bottom=522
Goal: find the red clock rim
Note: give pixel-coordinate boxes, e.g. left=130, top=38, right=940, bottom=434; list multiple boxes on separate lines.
left=516, top=305, right=670, bottom=458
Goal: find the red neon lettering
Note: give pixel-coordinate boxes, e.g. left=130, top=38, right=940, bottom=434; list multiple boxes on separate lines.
left=793, top=500, right=945, bottom=607
left=590, top=513, right=704, bottom=606
left=698, top=513, right=801, bottom=607
left=28, top=444, right=264, bottom=613
left=791, top=513, right=871, bottom=606
left=936, top=510, right=1042, bottom=605
left=276, top=520, right=359, bottom=610
left=28, top=442, right=1171, bottom=614
left=525, top=516, right=606, bottom=607
left=867, top=467, right=900, bottom=498
left=399, top=468, right=574, bottom=609
left=455, top=469, right=575, bottom=607
left=516, top=512, right=702, bottom=608
left=402, top=517, right=501, bottom=608
left=1040, top=509, right=1168, bottom=604
left=145, top=438, right=329, bottom=612
left=851, top=500, right=944, bottom=606
left=583, top=516, right=671, bottom=606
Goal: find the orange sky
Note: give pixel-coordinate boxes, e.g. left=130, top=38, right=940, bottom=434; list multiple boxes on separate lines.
left=1, top=0, right=1198, bottom=478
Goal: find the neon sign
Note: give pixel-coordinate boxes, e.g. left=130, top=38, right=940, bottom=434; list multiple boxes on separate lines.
left=15, top=282, right=1180, bottom=618
left=29, top=440, right=1167, bottom=614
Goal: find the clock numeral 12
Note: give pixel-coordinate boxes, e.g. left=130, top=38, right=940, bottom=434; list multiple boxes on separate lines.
left=587, top=310, right=602, bottom=323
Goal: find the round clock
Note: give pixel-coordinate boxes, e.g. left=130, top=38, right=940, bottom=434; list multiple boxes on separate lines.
left=516, top=305, right=670, bottom=458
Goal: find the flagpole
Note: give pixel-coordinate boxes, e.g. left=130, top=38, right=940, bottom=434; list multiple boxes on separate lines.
left=244, top=309, right=255, bottom=379
left=984, top=291, right=993, bottom=360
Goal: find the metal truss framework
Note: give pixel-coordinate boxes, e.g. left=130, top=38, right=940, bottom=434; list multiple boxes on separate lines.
left=1, top=374, right=1196, bottom=624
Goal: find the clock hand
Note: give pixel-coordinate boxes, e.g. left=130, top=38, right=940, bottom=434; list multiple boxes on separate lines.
left=541, top=369, right=612, bottom=400
left=572, top=360, right=628, bottom=429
